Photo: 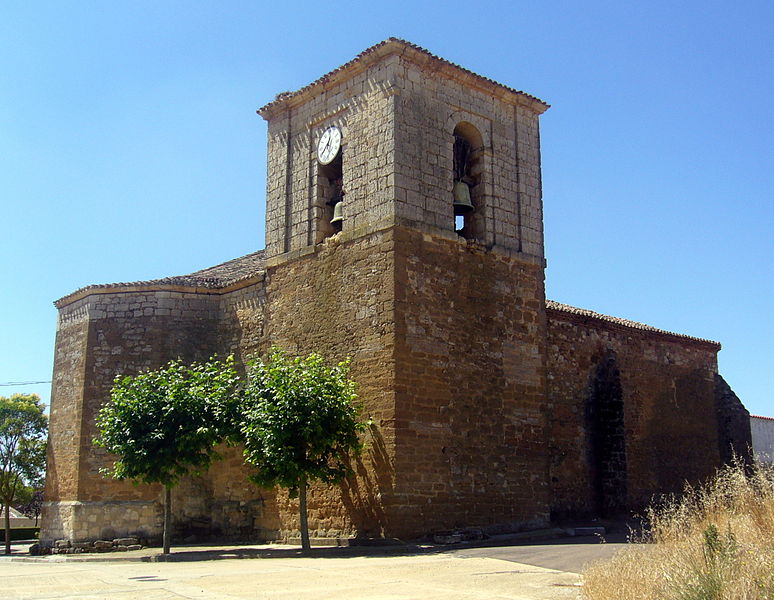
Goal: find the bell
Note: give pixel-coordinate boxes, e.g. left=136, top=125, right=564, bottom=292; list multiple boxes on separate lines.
left=452, top=180, right=474, bottom=215
left=330, top=201, right=344, bottom=225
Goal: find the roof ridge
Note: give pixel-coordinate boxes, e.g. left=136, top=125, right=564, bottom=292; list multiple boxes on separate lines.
left=186, top=249, right=265, bottom=277
left=546, top=299, right=720, bottom=347
left=257, top=38, right=548, bottom=117
left=54, top=250, right=266, bottom=308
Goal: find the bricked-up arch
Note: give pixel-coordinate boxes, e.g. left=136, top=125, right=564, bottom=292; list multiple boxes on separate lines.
left=586, top=351, right=628, bottom=516
left=452, top=122, right=484, bottom=240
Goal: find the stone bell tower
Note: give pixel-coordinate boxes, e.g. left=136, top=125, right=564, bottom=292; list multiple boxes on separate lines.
left=258, top=38, right=551, bottom=537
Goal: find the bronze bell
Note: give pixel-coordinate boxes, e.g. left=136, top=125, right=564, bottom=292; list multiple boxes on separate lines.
left=452, top=180, right=474, bottom=215
left=330, top=201, right=344, bottom=225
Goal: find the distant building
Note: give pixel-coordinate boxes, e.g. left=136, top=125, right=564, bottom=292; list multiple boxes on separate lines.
left=1, top=506, right=35, bottom=528
left=751, top=415, right=774, bottom=463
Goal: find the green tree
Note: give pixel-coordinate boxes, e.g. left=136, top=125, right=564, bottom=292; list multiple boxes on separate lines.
left=94, top=356, right=239, bottom=554
left=0, top=393, right=47, bottom=555
left=15, top=488, right=44, bottom=526
left=236, top=349, right=367, bottom=551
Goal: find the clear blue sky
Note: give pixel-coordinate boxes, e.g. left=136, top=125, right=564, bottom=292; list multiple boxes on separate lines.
left=2, top=1, right=772, bottom=417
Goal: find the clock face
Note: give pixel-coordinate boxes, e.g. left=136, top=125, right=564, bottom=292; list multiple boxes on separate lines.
left=317, top=126, right=341, bottom=165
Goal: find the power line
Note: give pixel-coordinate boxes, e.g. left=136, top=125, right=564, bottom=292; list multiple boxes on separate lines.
left=0, top=381, right=51, bottom=386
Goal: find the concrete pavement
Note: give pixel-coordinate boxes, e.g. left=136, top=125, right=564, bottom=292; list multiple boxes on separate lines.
left=1, top=535, right=629, bottom=599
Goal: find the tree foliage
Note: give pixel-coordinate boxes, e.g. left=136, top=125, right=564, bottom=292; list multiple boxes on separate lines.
left=236, top=348, right=367, bottom=550
left=1, top=393, right=47, bottom=555
left=15, top=488, right=44, bottom=526
left=95, top=356, right=239, bottom=486
left=92, top=350, right=366, bottom=553
left=94, top=356, right=239, bottom=553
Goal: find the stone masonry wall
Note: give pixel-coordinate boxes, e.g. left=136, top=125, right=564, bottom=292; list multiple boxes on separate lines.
left=263, top=57, right=399, bottom=258
left=262, top=48, right=547, bottom=265
left=393, top=59, right=544, bottom=259
left=41, top=500, right=161, bottom=544
left=43, top=288, right=238, bottom=545
left=218, top=278, right=267, bottom=361
left=45, top=301, right=90, bottom=504
left=392, top=227, right=550, bottom=536
left=547, top=307, right=722, bottom=518
left=256, top=43, right=551, bottom=539
left=263, top=230, right=397, bottom=540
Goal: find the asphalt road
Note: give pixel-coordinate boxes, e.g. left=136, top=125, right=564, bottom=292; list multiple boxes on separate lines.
left=452, top=533, right=631, bottom=573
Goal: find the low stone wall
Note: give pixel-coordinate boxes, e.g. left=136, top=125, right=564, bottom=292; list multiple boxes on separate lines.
left=40, top=500, right=161, bottom=546
left=47, top=536, right=144, bottom=555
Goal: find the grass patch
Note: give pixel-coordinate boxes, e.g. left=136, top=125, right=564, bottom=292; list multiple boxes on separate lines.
left=582, top=460, right=774, bottom=600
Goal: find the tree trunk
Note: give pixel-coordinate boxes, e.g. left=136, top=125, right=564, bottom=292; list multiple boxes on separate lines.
left=299, top=477, right=310, bottom=552
left=4, top=502, right=10, bottom=555
left=163, top=485, right=171, bottom=555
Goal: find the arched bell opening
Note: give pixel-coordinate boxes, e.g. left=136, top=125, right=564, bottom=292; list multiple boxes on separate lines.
left=452, top=122, right=484, bottom=240
left=315, top=152, right=344, bottom=242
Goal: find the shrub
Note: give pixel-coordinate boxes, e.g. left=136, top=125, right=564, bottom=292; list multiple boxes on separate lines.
left=582, top=460, right=774, bottom=600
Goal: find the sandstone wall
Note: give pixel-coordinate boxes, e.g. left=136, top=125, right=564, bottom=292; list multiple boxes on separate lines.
left=255, top=43, right=552, bottom=539
left=218, top=278, right=267, bottom=361
left=263, top=57, right=399, bottom=258
left=393, top=59, right=544, bottom=258
left=46, top=301, right=90, bottom=504
left=42, top=287, right=263, bottom=544
left=263, top=230, right=397, bottom=540
left=391, top=227, right=549, bottom=536
left=547, top=306, right=722, bottom=518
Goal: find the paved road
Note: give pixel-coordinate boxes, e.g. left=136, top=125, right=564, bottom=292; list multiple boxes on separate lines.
left=453, top=534, right=630, bottom=574
left=1, top=536, right=632, bottom=599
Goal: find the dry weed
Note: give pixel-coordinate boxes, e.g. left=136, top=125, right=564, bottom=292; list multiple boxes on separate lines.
left=582, top=460, right=774, bottom=600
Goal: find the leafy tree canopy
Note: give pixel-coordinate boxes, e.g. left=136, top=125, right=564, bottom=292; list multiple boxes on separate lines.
left=1, top=393, right=47, bottom=553
left=238, top=349, right=367, bottom=496
left=0, top=394, right=47, bottom=498
left=15, top=488, right=44, bottom=524
left=94, top=355, right=240, bottom=488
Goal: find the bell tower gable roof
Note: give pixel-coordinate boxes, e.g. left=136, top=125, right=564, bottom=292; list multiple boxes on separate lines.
left=257, top=38, right=549, bottom=119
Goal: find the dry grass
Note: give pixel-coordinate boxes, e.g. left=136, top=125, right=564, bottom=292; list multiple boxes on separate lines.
left=582, top=461, right=774, bottom=600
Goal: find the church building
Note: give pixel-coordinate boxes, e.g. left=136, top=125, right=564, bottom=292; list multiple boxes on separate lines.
left=41, top=39, right=751, bottom=546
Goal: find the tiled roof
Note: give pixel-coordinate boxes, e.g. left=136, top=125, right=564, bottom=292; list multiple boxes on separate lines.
left=257, top=37, right=549, bottom=117
left=185, top=250, right=266, bottom=282
left=752, top=414, right=774, bottom=421
left=54, top=250, right=265, bottom=308
left=546, top=300, right=721, bottom=348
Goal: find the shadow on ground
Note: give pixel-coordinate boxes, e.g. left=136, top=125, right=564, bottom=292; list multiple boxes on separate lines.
left=143, top=526, right=637, bottom=569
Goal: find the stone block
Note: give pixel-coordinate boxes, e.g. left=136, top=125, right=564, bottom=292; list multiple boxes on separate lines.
left=72, top=541, right=93, bottom=550
left=114, top=537, right=139, bottom=546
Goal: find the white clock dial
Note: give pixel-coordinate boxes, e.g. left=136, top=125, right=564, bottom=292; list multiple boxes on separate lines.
left=317, top=126, right=341, bottom=165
